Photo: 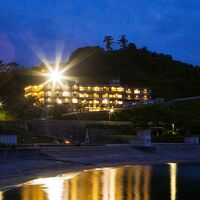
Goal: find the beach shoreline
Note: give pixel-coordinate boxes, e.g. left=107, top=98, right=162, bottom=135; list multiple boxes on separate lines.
left=0, top=144, right=200, bottom=189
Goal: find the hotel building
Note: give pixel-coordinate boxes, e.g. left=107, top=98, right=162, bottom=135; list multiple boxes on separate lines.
left=24, top=80, right=151, bottom=111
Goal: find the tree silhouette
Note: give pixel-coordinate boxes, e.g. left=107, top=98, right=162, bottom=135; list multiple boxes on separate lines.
left=103, top=35, right=114, bottom=51
left=128, top=42, right=137, bottom=50
left=118, top=34, right=128, bottom=49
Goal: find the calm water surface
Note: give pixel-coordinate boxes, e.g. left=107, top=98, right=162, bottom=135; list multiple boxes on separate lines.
left=0, top=163, right=200, bottom=200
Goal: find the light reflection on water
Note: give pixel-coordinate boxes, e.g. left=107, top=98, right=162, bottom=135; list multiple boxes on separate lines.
left=168, top=163, right=177, bottom=200
left=1, top=163, right=200, bottom=200
left=0, top=191, right=3, bottom=200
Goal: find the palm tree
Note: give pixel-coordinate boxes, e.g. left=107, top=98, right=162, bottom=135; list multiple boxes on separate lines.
left=118, top=34, right=128, bottom=49
left=103, top=35, right=114, bottom=51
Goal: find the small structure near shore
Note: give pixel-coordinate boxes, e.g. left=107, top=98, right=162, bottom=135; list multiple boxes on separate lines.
left=130, top=130, right=152, bottom=147
left=184, top=136, right=199, bottom=144
left=0, top=130, right=17, bottom=144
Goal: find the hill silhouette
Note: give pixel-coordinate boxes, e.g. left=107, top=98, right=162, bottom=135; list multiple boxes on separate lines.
left=66, top=46, right=200, bottom=100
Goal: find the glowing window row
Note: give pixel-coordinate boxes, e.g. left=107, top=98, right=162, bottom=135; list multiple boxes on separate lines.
left=45, top=98, right=124, bottom=105
left=79, top=93, right=123, bottom=98
left=126, top=89, right=148, bottom=94
left=79, top=86, right=124, bottom=92
left=81, top=100, right=123, bottom=105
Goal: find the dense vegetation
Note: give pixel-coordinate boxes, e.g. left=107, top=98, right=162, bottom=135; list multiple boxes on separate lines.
left=0, top=70, right=42, bottom=119
left=62, top=100, right=200, bottom=135
left=0, top=36, right=200, bottom=121
left=66, top=44, right=200, bottom=100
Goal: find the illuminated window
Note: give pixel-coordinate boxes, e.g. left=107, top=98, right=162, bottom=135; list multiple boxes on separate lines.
left=47, top=98, right=52, bottom=103
left=80, top=93, right=89, bottom=98
left=135, top=95, right=139, bottom=99
left=117, top=101, right=123, bottom=105
left=127, top=95, right=131, bottom=100
left=117, top=87, right=124, bottom=92
left=79, top=86, right=84, bottom=91
left=102, top=93, right=109, bottom=98
left=111, top=87, right=117, bottom=92
left=117, top=94, right=122, bottom=98
left=93, top=100, right=99, bottom=104
left=79, top=93, right=84, bottom=98
left=32, top=85, right=43, bottom=92
left=46, top=92, right=51, bottom=96
left=63, top=92, right=69, bottom=97
left=89, top=100, right=93, bottom=104
left=102, top=99, right=108, bottom=104
left=33, top=92, right=38, bottom=97
left=84, top=93, right=89, bottom=98
left=143, top=88, right=148, bottom=93
left=64, top=98, right=69, bottom=103
left=134, top=89, right=140, bottom=94
left=24, top=86, right=31, bottom=91
left=73, top=85, right=78, bottom=90
left=39, top=98, right=44, bottom=103
left=109, top=94, right=113, bottom=98
left=82, top=100, right=87, bottom=104
left=94, top=87, right=100, bottom=91
left=93, top=93, right=99, bottom=98
left=103, top=87, right=109, bottom=91
left=57, top=99, right=62, bottom=104
left=126, top=89, right=132, bottom=94
left=72, top=98, right=78, bottom=104
left=38, top=91, right=44, bottom=98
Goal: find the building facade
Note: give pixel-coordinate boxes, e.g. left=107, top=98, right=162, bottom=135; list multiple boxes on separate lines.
left=24, top=80, right=151, bottom=111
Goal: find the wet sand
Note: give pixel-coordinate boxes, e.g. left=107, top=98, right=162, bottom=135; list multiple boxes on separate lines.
left=0, top=144, right=200, bottom=189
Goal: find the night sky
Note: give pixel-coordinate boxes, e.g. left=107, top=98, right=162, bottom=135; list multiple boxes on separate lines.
left=0, top=0, right=200, bottom=66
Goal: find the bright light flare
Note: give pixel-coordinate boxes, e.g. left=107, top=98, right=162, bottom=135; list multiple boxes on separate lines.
left=48, top=69, right=64, bottom=84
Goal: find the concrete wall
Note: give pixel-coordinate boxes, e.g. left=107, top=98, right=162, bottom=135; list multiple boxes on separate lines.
left=0, top=120, right=132, bottom=144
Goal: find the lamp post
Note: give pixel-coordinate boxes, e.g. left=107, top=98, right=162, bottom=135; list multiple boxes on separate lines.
left=109, top=107, right=114, bottom=121
left=172, top=123, right=174, bottom=132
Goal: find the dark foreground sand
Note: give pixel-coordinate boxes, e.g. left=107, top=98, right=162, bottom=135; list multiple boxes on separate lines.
left=0, top=144, right=200, bottom=189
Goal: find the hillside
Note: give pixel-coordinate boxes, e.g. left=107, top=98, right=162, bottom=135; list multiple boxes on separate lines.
left=61, top=99, right=200, bottom=135
left=0, top=61, right=23, bottom=73
left=66, top=46, right=200, bottom=100
left=0, top=44, right=200, bottom=119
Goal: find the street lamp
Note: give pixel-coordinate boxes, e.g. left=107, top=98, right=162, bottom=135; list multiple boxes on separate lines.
left=172, top=123, right=175, bottom=134
left=48, top=69, right=63, bottom=84
left=172, top=123, right=174, bottom=131
left=109, top=107, right=114, bottom=121
left=0, top=101, right=3, bottom=108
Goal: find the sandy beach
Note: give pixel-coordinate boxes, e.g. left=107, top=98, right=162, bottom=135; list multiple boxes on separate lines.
left=0, top=144, right=200, bottom=189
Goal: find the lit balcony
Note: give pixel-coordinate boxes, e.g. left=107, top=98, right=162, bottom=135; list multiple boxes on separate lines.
left=72, top=98, right=78, bottom=104
left=134, top=89, right=140, bottom=94
left=117, top=87, right=124, bottom=92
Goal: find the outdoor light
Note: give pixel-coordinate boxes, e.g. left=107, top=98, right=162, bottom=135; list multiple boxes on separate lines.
left=0, top=101, right=3, bottom=108
left=57, top=99, right=62, bottom=104
left=48, top=69, right=63, bottom=84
